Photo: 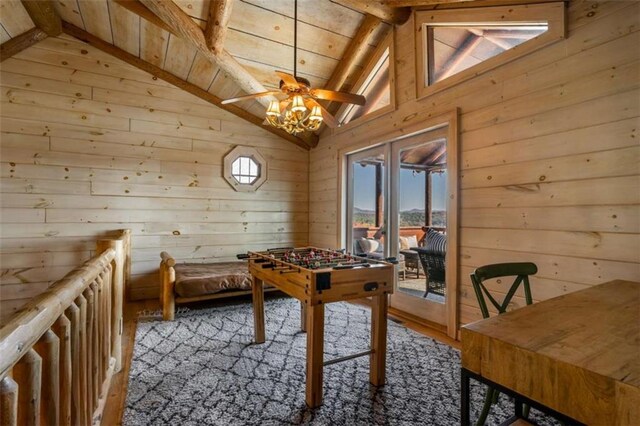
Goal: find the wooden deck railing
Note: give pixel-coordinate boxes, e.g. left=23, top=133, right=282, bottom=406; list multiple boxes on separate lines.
left=0, top=230, right=130, bottom=426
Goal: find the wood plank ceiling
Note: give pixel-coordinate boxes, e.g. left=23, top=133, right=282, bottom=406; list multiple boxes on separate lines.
left=0, top=0, right=391, bottom=149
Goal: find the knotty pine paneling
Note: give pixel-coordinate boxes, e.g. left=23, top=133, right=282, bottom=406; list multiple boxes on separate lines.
left=0, top=36, right=309, bottom=322
left=309, top=0, right=640, bottom=325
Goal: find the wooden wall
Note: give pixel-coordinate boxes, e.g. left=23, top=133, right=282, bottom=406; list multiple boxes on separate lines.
left=309, top=0, right=640, bottom=325
left=0, top=35, right=309, bottom=321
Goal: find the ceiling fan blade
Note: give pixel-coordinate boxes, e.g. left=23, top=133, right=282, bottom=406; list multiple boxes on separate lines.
left=221, top=91, right=281, bottom=105
left=305, top=98, right=338, bottom=128
left=310, top=89, right=366, bottom=106
left=275, top=70, right=300, bottom=88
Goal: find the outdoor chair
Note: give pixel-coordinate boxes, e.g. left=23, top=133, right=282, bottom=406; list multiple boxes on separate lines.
left=469, top=262, right=538, bottom=425
left=414, top=228, right=447, bottom=297
left=414, top=247, right=446, bottom=297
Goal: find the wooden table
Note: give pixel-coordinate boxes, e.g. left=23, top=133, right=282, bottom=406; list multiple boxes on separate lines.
left=245, top=247, right=395, bottom=407
left=461, top=280, right=640, bottom=425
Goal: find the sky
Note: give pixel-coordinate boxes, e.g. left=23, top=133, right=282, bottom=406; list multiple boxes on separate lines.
left=353, top=164, right=447, bottom=211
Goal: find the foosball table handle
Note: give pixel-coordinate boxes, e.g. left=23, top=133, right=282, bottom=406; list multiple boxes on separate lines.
left=364, top=282, right=378, bottom=292
left=236, top=253, right=249, bottom=260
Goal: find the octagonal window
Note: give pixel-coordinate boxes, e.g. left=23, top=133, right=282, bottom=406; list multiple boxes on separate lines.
left=232, top=156, right=259, bottom=184
left=223, top=146, right=267, bottom=192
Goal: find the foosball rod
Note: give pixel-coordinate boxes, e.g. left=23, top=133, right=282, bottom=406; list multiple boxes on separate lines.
left=323, top=350, right=374, bottom=366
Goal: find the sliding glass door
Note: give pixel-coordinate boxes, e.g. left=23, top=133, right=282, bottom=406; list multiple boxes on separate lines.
left=344, top=123, right=456, bottom=333
left=389, top=128, right=449, bottom=327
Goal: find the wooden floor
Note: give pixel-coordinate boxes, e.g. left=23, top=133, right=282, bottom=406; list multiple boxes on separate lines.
left=102, top=295, right=461, bottom=425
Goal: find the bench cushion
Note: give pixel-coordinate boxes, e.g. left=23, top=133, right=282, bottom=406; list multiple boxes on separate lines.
left=173, top=262, right=251, bottom=298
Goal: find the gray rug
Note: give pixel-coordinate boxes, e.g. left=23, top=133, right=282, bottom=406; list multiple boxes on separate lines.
left=124, top=297, right=557, bottom=425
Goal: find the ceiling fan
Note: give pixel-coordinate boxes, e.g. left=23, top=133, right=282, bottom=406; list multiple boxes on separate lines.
left=221, top=0, right=366, bottom=134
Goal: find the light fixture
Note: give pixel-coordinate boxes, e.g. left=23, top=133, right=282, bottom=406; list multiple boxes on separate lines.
left=265, top=0, right=323, bottom=135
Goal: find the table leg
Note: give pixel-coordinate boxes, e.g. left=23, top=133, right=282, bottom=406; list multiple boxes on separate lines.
left=305, top=303, right=324, bottom=408
left=370, top=293, right=388, bottom=386
left=461, top=368, right=471, bottom=426
left=251, top=275, right=265, bottom=344
left=300, top=301, right=307, bottom=332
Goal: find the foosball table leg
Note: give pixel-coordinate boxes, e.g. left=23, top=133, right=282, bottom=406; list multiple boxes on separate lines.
left=305, top=303, right=324, bottom=408
left=370, top=293, right=389, bottom=386
left=251, top=275, right=265, bottom=344
left=300, top=302, right=307, bottom=332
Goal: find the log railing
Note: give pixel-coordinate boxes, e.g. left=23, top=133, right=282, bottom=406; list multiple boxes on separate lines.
left=0, top=230, right=129, bottom=426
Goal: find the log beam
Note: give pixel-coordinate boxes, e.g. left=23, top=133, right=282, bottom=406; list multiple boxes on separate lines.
left=0, top=28, right=47, bottom=62
left=324, top=14, right=383, bottom=93
left=20, top=0, right=62, bottom=36
left=205, top=0, right=235, bottom=55
left=436, top=33, right=482, bottom=81
left=379, top=0, right=564, bottom=9
left=334, top=0, right=410, bottom=25
left=112, top=0, right=178, bottom=36
left=61, top=21, right=316, bottom=150
left=138, top=0, right=271, bottom=107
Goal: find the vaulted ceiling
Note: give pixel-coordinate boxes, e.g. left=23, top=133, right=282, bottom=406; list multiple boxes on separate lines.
left=0, top=0, right=402, bottom=149
left=0, top=0, right=546, bottom=149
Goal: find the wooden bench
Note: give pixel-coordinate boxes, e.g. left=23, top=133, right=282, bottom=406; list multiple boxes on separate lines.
left=159, top=251, right=276, bottom=320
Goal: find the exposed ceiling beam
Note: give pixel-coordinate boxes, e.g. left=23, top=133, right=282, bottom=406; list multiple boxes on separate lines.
left=0, top=28, right=48, bottom=62
left=20, top=0, right=62, bottom=36
left=113, top=0, right=178, bottom=36
left=437, top=34, right=482, bottom=81
left=379, top=0, right=564, bottom=8
left=138, top=0, right=272, bottom=108
left=324, top=14, right=383, bottom=93
left=61, top=22, right=316, bottom=150
left=334, top=0, right=410, bottom=25
left=467, top=28, right=512, bottom=50
left=205, top=0, right=235, bottom=55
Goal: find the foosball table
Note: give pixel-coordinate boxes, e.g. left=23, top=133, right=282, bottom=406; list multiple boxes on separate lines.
left=237, top=247, right=396, bottom=407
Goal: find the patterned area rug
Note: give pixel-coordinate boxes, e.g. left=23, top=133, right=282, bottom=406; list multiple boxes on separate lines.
left=124, top=297, right=557, bottom=425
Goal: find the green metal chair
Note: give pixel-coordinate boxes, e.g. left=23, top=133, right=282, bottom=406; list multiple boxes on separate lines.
left=469, top=262, right=538, bottom=426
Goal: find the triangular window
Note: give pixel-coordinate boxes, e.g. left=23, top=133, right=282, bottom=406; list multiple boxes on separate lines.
left=429, top=24, right=548, bottom=85
left=337, top=33, right=395, bottom=128
left=416, top=3, right=566, bottom=98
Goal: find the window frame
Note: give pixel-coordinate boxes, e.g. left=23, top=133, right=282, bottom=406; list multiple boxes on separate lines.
left=333, top=30, right=396, bottom=134
left=415, top=2, right=566, bottom=100
left=223, top=146, right=267, bottom=192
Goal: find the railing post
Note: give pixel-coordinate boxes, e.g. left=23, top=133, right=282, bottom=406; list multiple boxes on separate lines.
left=97, top=239, right=125, bottom=373
left=33, top=330, right=60, bottom=426
left=64, top=303, right=81, bottom=426
left=74, top=294, right=88, bottom=426
left=0, top=375, right=18, bottom=426
left=119, top=230, right=132, bottom=302
left=14, top=349, right=42, bottom=426
left=52, top=315, right=72, bottom=426
left=83, top=286, right=95, bottom=417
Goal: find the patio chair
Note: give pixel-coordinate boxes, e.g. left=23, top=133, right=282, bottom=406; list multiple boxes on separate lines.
left=414, top=247, right=446, bottom=297
left=414, top=228, right=447, bottom=297
left=469, top=262, right=538, bottom=425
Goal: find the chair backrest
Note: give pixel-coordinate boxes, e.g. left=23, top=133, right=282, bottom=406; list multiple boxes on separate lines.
left=470, top=262, right=537, bottom=319
left=415, top=247, right=446, bottom=283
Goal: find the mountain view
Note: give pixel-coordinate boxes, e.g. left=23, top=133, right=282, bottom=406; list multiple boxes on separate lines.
left=353, top=207, right=446, bottom=227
